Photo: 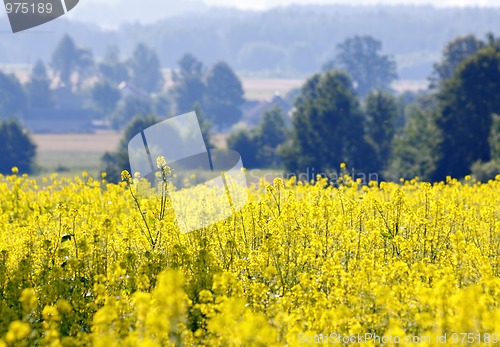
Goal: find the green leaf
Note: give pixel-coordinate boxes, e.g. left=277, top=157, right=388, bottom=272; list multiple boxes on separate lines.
left=61, top=234, right=74, bottom=243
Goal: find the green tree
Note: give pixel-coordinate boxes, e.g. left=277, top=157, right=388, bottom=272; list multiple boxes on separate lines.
left=51, top=34, right=95, bottom=87
left=176, top=53, right=204, bottom=79
left=227, top=129, right=259, bottom=168
left=0, top=119, right=37, bottom=174
left=489, top=114, right=500, bottom=161
left=385, top=103, right=440, bottom=181
left=325, top=36, right=397, bottom=97
left=430, top=34, right=483, bottom=89
left=51, top=34, right=77, bottom=86
left=256, top=106, right=288, bottom=149
left=32, top=59, right=49, bottom=79
left=128, top=43, right=164, bottom=94
left=99, top=45, right=130, bottom=84
left=283, top=70, right=374, bottom=177
left=26, top=60, right=54, bottom=109
left=470, top=160, right=500, bottom=182
left=153, top=93, right=173, bottom=117
left=395, top=91, right=420, bottom=130
left=172, top=54, right=206, bottom=114
left=433, top=44, right=500, bottom=180
left=75, top=47, right=95, bottom=88
left=0, top=72, right=27, bottom=118
left=254, top=106, right=288, bottom=167
left=204, top=62, right=244, bottom=128
left=364, top=90, right=398, bottom=171
left=226, top=106, right=288, bottom=169
left=111, top=95, right=152, bottom=130
left=90, top=80, right=121, bottom=116
left=470, top=113, right=500, bottom=182
left=102, top=115, right=160, bottom=183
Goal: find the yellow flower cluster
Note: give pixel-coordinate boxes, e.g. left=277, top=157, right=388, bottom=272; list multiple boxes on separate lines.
left=0, top=171, right=499, bottom=346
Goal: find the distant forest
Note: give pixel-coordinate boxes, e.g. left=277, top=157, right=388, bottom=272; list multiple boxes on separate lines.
left=1, top=5, right=500, bottom=79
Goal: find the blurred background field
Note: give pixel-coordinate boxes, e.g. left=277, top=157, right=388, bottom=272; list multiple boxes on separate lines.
left=23, top=74, right=305, bottom=178
left=32, top=131, right=120, bottom=178
left=26, top=76, right=425, bottom=179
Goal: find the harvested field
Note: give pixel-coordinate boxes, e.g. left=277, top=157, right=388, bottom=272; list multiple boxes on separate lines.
left=32, top=130, right=121, bottom=152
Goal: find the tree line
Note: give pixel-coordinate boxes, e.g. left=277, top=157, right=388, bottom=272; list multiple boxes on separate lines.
left=227, top=33, right=500, bottom=183
left=1, top=5, right=500, bottom=80
left=281, top=33, right=500, bottom=182
left=1, top=33, right=499, bottom=184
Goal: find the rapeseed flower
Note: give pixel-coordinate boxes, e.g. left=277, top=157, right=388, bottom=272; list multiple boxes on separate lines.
left=0, top=171, right=498, bottom=345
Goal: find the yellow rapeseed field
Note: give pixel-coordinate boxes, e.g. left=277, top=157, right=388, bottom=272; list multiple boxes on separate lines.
left=1, top=167, right=500, bottom=346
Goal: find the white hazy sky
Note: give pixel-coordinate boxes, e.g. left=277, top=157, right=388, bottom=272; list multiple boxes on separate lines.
left=84, top=0, right=500, bottom=9
left=203, top=0, right=500, bottom=9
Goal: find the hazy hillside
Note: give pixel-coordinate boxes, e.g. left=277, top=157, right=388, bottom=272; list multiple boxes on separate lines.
left=69, top=0, right=208, bottom=27
left=1, top=5, right=500, bottom=79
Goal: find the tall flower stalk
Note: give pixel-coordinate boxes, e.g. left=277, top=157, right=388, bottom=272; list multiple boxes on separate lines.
left=121, top=157, right=172, bottom=250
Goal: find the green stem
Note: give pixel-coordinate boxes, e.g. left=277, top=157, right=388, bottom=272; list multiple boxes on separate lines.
left=128, top=184, right=155, bottom=248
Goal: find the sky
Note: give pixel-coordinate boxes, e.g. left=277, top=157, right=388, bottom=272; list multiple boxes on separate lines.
left=202, top=0, right=500, bottom=9
left=84, top=0, right=500, bottom=9
left=67, top=0, right=500, bottom=27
